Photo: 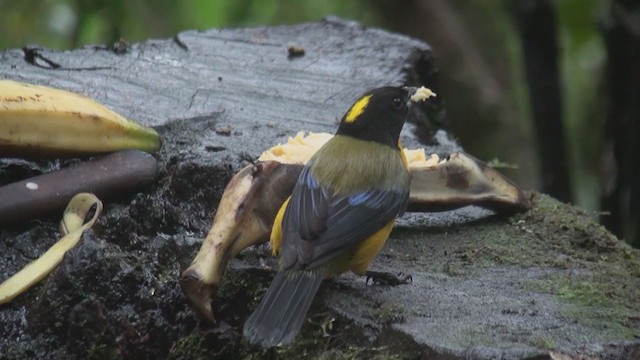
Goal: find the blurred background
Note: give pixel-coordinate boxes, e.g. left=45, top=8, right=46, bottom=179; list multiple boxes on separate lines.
left=1, top=0, right=638, bottom=247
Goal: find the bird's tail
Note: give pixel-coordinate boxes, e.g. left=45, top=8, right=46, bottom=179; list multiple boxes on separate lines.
left=243, top=270, right=323, bottom=347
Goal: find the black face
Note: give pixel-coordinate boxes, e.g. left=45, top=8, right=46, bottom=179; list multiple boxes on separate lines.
left=336, top=86, right=411, bottom=148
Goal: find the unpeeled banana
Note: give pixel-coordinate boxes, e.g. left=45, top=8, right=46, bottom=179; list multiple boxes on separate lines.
left=0, top=80, right=160, bottom=156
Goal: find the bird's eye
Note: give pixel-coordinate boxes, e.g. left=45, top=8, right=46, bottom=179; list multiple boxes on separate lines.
left=392, top=97, right=403, bottom=109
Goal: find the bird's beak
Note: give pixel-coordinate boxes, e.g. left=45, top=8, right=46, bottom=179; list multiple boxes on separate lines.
left=404, top=86, right=418, bottom=106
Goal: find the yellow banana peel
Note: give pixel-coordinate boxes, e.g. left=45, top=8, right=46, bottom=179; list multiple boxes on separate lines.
left=0, top=193, right=103, bottom=304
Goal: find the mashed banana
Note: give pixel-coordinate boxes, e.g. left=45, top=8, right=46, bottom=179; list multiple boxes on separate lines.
left=259, top=132, right=442, bottom=167
left=410, top=86, right=436, bottom=103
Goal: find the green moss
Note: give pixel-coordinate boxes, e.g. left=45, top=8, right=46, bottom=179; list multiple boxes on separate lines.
left=460, top=328, right=495, bottom=347
left=423, top=194, right=640, bottom=287
left=276, top=345, right=406, bottom=360
left=394, top=193, right=640, bottom=349
left=167, top=334, right=209, bottom=360
left=440, top=194, right=633, bottom=270
left=525, top=271, right=640, bottom=340
left=529, top=336, right=556, bottom=350
left=374, top=303, right=405, bottom=324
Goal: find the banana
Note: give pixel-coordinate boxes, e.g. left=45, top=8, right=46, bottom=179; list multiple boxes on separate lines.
left=0, top=193, right=103, bottom=304
left=0, top=80, right=160, bottom=156
left=180, top=161, right=299, bottom=321
left=181, top=132, right=531, bottom=321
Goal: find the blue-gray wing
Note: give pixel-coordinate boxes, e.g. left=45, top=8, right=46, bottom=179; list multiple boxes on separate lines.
left=279, top=165, right=409, bottom=270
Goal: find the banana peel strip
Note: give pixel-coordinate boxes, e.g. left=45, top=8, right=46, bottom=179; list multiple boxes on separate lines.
left=0, top=193, right=102, bottom=304
left=181, top=132, right=531, bottom=321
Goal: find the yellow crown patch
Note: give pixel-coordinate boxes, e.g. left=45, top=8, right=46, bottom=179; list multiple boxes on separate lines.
left=344, top=95, right=371, bottom=123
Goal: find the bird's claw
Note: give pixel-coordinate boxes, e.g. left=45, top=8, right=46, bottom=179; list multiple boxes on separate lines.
left=365, top=270, right=413, bottom=286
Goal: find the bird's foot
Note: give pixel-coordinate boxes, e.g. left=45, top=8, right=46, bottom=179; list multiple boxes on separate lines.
left=253, top=243, right=277, bottom=271
left=365, top=270, right=412, bottom=286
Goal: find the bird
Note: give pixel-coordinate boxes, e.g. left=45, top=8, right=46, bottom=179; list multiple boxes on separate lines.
left=243, top=86, right=419, bottom=347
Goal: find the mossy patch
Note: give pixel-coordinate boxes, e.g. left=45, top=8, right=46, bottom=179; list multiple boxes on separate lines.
left=380, top=192, right=640, bottom=355
left=404, top=193, right=640, bottom=276
left=526, top=271, right=640, bottom=340
left=529, top=336, right=556, bottom=350
left=463, top=194, right=626, bottom=263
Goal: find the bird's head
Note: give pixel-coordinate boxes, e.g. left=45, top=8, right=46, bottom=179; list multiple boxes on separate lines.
left=336, top=86, right=434, bottom=148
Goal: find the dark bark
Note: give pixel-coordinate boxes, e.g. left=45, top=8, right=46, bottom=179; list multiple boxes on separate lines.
left=600, top=0, right=640, bottom=246
left=513, top=0, right=572, bottom=202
